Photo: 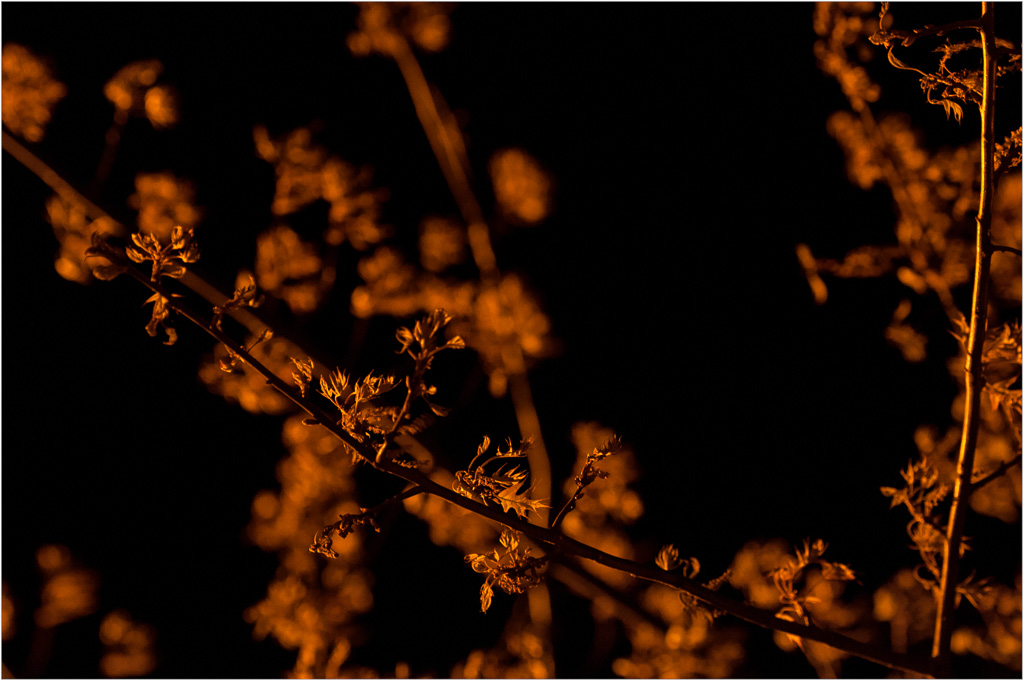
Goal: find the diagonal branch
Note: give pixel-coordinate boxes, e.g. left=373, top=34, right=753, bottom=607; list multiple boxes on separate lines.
left=9, top=85, right=938, bottom=678
left=87, top=245, right=936, bottom=677
left=6, top=135, right=668, bottom=667
left=1, top=130, right=268, bottom=338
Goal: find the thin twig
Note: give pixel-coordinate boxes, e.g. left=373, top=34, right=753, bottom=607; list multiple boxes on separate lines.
left=908, top=18, right=983, bottom=39
left=971, top=453, right=1022, bottom=491
left=550, top=486, right=584, bottom=531
left=991, top=243, right=1022, bottom=257
left=931, top=2, right=998, bottom=672
left=365, top=485, right=426, bottom=515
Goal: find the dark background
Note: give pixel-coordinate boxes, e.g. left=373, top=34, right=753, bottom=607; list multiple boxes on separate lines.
left=3, top=3, right=1021, bottom=678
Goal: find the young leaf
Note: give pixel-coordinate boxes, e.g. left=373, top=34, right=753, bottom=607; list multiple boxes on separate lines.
left=479, top=581, right=494, bottom=614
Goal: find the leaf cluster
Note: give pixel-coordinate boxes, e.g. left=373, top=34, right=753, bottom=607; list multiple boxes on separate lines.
left=211, top=276, right=264, bottom=332
left=465, top=530, right=548, bottom=614
left=994, top=127, right=1023, bottom=176
left=551, top=434, right=621, bottom=528
left=881, top=457, right=950, bottom=586
left=951, top=315, right=1022, bottom=423
left=452, top=436, right=547, bottom=521
left=124, top=225, right=200, bottom=280
left=393, top=308, right=465, bottom=421
left=870, top=3, right=1021, bottom=124
left=86, top=226, right=201, bottom=345
left=309, top=507, right=383, bottom=560
left=881, top=455, right=998, bottom=614
left=317, top=366, right=400, bottom=450
left=769, top=539, right=857, bottom=630
left=217, top=327, right=273, bottom=374
left=656, top=544, right=730, bottom=623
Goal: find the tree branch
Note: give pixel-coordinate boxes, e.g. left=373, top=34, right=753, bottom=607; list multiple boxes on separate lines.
left=991, top=243, right=1022, bottom=257
left=547, top=558, right=666, bottom=632
left=6, top=136, right=667, bottom=671
left=84, top=246, right=934, bottom=677
left=1, top=130, right=269, bottom=338
left=931, top=2, right=998, bottom=671
left=971, top=453, right=1022, bottom=491
left=2, top=130, right=109, bottom=223
left=9, top=70, right=940, bottom=677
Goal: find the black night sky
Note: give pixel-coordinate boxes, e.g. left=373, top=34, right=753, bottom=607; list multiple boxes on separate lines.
left=2, top=3, right=1021, bottom=678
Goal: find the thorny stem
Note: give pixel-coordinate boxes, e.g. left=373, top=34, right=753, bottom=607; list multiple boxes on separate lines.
left=89, top=248, right=936, bottom=677
left=931, top=2, right=998, bottom=671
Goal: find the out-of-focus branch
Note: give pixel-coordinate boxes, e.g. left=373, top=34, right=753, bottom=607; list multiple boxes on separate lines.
left=3, top=130, right=109, bottom=223
left=388, top=40, right=497, bottom=282
left=931, top=2, right=998, bottom=672
left=547, top=559, right=665, bottom=632
left=854, top=107, right=963, bottom=322
left=386, top=36, right=552, bottom=530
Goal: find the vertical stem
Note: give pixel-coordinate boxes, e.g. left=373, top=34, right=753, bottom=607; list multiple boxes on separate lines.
left=931, top=2, right=997, bottom=671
